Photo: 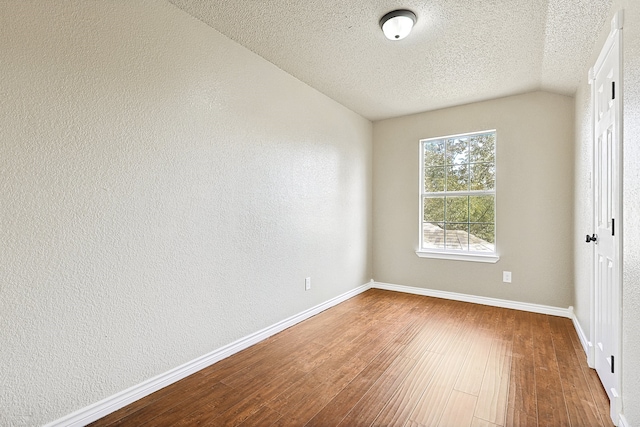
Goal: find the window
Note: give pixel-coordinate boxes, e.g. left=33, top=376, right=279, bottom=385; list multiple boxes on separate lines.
left=417, top=130, right=498, bottom=262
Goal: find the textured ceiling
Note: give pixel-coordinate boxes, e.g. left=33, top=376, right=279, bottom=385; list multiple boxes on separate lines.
left=169, top=0, right=612, bottom=121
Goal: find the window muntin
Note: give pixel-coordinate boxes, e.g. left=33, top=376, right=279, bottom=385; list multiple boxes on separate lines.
left=420, top=131, right=496, bottom=256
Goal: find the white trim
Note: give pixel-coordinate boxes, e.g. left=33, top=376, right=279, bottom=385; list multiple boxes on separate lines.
left=591, top=10, right=624, bottom=424
left=418, top=130, right=498, bottom=259
left=420, top=129, right=497, bottom=142
left=371, top=281, right=571, bottom=318
left=593, top=10, right=624, bottom=77
left=611, top=9, right=624, bottom=32
left=571, top=312, right=592, bottom=359
left=619, top=414, right=630, bottom=427
left=43, top=281, right=602, bottom=426
left=43, top=283, right=372, bottom=427
left=415, top=250, right=499, bottom=263
left=589, top=51, right=597, bottom=372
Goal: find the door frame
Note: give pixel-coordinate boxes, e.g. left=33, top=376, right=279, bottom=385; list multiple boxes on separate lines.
left=588, top=9, right=623, bottom=423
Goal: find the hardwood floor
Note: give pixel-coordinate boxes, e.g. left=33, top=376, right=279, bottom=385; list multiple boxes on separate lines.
left=90, top=289, right=612, bottom=427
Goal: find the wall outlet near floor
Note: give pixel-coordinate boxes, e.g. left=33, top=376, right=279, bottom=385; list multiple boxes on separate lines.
left=503, top=271, right=512, bottom=283
left=305, top=277, right=311, bottom=290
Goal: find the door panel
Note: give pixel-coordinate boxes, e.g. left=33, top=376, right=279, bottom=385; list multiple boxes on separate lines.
left=593, top=33, right=620, bottom=410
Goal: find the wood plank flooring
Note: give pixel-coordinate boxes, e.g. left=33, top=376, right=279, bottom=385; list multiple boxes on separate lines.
left=89, top=289, right=612, bottom=427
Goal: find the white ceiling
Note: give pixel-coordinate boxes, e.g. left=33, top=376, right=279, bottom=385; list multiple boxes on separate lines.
left=169, top=0, right=612, bottom=121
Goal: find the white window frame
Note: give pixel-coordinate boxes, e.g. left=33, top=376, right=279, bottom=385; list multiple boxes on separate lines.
left=416, top=130, right=499, bottom=263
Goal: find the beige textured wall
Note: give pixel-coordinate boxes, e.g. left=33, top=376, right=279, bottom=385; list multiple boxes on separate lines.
left=373, top=91, right=575, bottom=308
left=0, top=1, right=372, bottom=425
left=573, top=81, right=593, bottom=340
left=573, top=1, right=640, bottom=422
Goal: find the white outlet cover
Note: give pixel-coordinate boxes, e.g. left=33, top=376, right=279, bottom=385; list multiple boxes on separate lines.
left=503, top=271, right=512, bottom=283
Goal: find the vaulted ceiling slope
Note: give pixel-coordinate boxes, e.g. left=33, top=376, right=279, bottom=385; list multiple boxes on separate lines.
left=169, top=0, right=612, bottom=121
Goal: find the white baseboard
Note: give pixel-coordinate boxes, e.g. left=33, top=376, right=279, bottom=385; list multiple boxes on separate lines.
left=372, top=281, right=572, bottom=318
left=619, top=413, right=630, bottom=427
left=44, top=283, right=372, bottom=427
left=571, top=312, right=592, bottom=358
left=46, top=281, right=589, bottom=427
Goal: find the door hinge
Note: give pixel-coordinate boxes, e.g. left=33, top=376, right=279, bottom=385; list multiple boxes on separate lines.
left=612, top=81, right=616, bottom=100
left=612, top=218, right=615, bottom=236
left=611, top=355, right=615, bottom=373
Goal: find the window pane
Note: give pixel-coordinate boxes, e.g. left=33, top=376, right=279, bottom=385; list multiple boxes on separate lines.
left=446, top=196, right=468, bottom=222
left=445, top=223, right=469, bottom=251
left=446, top=165, right=468, bottom=191
left=424, top=167, right=445, bottom=192
left=470, top=162, right=495, bottom=190
left=423, top=197, right=445, bottom=222
left=469, top=195, right=495, bottom=222
left=419, top=131, right=496, bottom=256
left=469, top=133, right=495, bottom=163
left=424, top=140, right=445, bottom=167
left=469, top=223, right=495, bottom=251
left=446, top=138, right=468, bottom=165
left=422, top=222, right=445, bottom=249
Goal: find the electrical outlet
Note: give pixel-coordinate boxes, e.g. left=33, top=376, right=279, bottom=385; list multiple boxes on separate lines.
left=503, top=271, right=512, bottom=283
left=305, top=277, right=311, bottom=290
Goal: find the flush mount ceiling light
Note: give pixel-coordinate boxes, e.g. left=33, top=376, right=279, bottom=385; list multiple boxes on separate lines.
left=380, top=9, right=416, bottom=40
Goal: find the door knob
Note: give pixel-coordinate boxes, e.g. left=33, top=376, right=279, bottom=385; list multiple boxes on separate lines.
left=586, top=234, right=597, bottom=243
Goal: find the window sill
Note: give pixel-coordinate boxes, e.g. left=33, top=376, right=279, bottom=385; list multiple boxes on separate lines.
left=415, top=250, right=500, bottom=263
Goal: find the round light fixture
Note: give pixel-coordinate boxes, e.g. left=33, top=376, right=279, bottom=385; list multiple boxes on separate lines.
left=380, top=9, right=416, bottom=40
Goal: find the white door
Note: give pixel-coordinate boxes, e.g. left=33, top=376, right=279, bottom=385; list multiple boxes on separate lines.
left=591, top=13, right=622, bottom=422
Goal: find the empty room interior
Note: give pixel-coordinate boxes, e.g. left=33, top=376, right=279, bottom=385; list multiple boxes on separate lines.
left=1, top=1, right=639, bottom=426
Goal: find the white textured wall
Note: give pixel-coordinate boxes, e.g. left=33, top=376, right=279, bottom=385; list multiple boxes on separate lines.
left=573, top=1, right=640, bottom=422
left=373, top=92, right=575, bottom=308
left=0, top=1, right=372, bottom=425
left=621, top=1, right=640, bottom=420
